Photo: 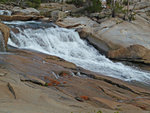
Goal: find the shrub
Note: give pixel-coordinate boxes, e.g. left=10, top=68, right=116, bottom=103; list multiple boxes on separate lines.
left=114, top=2, right=125, bottom=14
left=26, top=0, right=41, bottom=8
left=106, top=0, right=111, bottom=5
left=0, top=0, right=41, bottom=8
left=97, top=110, right=102, bottom=113
left=86, top=0, right=102, bottom=13
left=66, top=0, right=84, bottom=7
left=123, top=0, right=128, bottom=5
left=0, top=0, right=16, bottom=3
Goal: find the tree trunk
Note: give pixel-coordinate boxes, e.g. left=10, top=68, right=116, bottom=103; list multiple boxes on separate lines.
left=112, top=0, right=116, bottom=17
left=127, top=0, right=129, bottom=18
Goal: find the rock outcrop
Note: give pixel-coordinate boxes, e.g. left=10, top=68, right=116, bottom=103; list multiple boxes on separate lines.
left=108, top=44, right=150, bottom=64
left=12, top=7, right=40, bottom=16
left=51, top=10, right=67, bottom=21
left=134, top=1, right=150, bottom=10
left=0, top=48, right=150, bottom=113
left=0, top=23, right=10, bottom=51
left=0, top=15, right=43, bottom=21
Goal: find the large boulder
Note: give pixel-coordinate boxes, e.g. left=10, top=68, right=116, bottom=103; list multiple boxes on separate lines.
left=108, top=45, right=150, bottom=64
left=134, top=2, right=150, bottom=10
left=56, top=17, right=125, bottom=54
left=51, top=10, right=67, bottom=21
left=0, top=15, right=43, bottom=21
left=77, top=28, right=122, bottom=54
left=39, top=3, right=76, bottom=17
left=12, top=7, right=40, bottom=16
left=0, top=23, right=10, bottom=51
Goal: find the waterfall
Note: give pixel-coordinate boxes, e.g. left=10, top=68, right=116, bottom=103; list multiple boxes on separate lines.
left=6, top=21, right=150, bottom=85
left=0, top=10, right=12, bottom=16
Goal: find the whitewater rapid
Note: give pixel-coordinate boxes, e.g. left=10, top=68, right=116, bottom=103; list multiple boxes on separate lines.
left=5, top=21, right=150, bottom=84
left=0, top=10, right=12, bottom=16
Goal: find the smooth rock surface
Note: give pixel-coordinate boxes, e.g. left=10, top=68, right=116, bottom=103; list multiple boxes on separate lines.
left=0, top=48, right=150, bottom=112
left=12, top=7, right=40, bottom=16
left=108, top=44, right=150, bottom=64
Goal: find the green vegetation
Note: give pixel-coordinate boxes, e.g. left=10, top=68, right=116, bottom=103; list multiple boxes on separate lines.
left=86, top=0, right=102, bottom=13
left=106, top=0, right=111, bottom=5
left=0, top=0, right=41, bottom=8
left=66, top=0, right=84, bottom=7
left=67, top=0, right=102, bottom=13
left=44, top=83, right=49, bottom=86
left=122, top=0, right=128, bottom=5
left=114, top=2, right=126, bottom=14
left=26, top=0, right=41, bottom=8
left=0, top=0, right=16, bottom=3
left=97, top=110, right=102, bottom=113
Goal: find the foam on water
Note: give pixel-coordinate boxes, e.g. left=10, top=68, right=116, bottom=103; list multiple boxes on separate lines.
left=7, top=21, right=150, bottom=84
left=0, top=10, right=12, bottom=16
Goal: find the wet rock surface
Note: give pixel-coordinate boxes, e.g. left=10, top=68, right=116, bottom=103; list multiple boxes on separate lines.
left=0, top=48, right=150, bottom=112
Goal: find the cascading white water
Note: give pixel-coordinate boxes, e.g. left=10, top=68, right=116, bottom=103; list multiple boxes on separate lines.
left=0, top=10, right=12, bottom=16
left=6, top=21, right=150, bottom=84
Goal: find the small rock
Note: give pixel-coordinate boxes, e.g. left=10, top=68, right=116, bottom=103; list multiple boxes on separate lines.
left=108, top=44, right=150, bottom=64
left=51, top=10, right=67, bottom=21
left=0, top=72, right=7, bottom=76
left=75, top=97, right=84, bottom=102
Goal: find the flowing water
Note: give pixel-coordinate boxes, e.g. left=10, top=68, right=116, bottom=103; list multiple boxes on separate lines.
left=5, top=21, right=150, bottom=84
left=0, top=10, right=12, bottom=16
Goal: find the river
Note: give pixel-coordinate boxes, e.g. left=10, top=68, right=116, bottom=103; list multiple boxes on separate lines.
left=2, top=20, right=150, bottom=85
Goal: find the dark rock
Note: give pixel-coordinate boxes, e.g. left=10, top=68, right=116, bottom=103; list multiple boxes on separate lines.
left=7, top=82, right=16, bottom=99
left=75, top=97, right=84, bottom=102
left=20, top=75, right=46, bottom=86
left=11, top=28, right=20, bottom=34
